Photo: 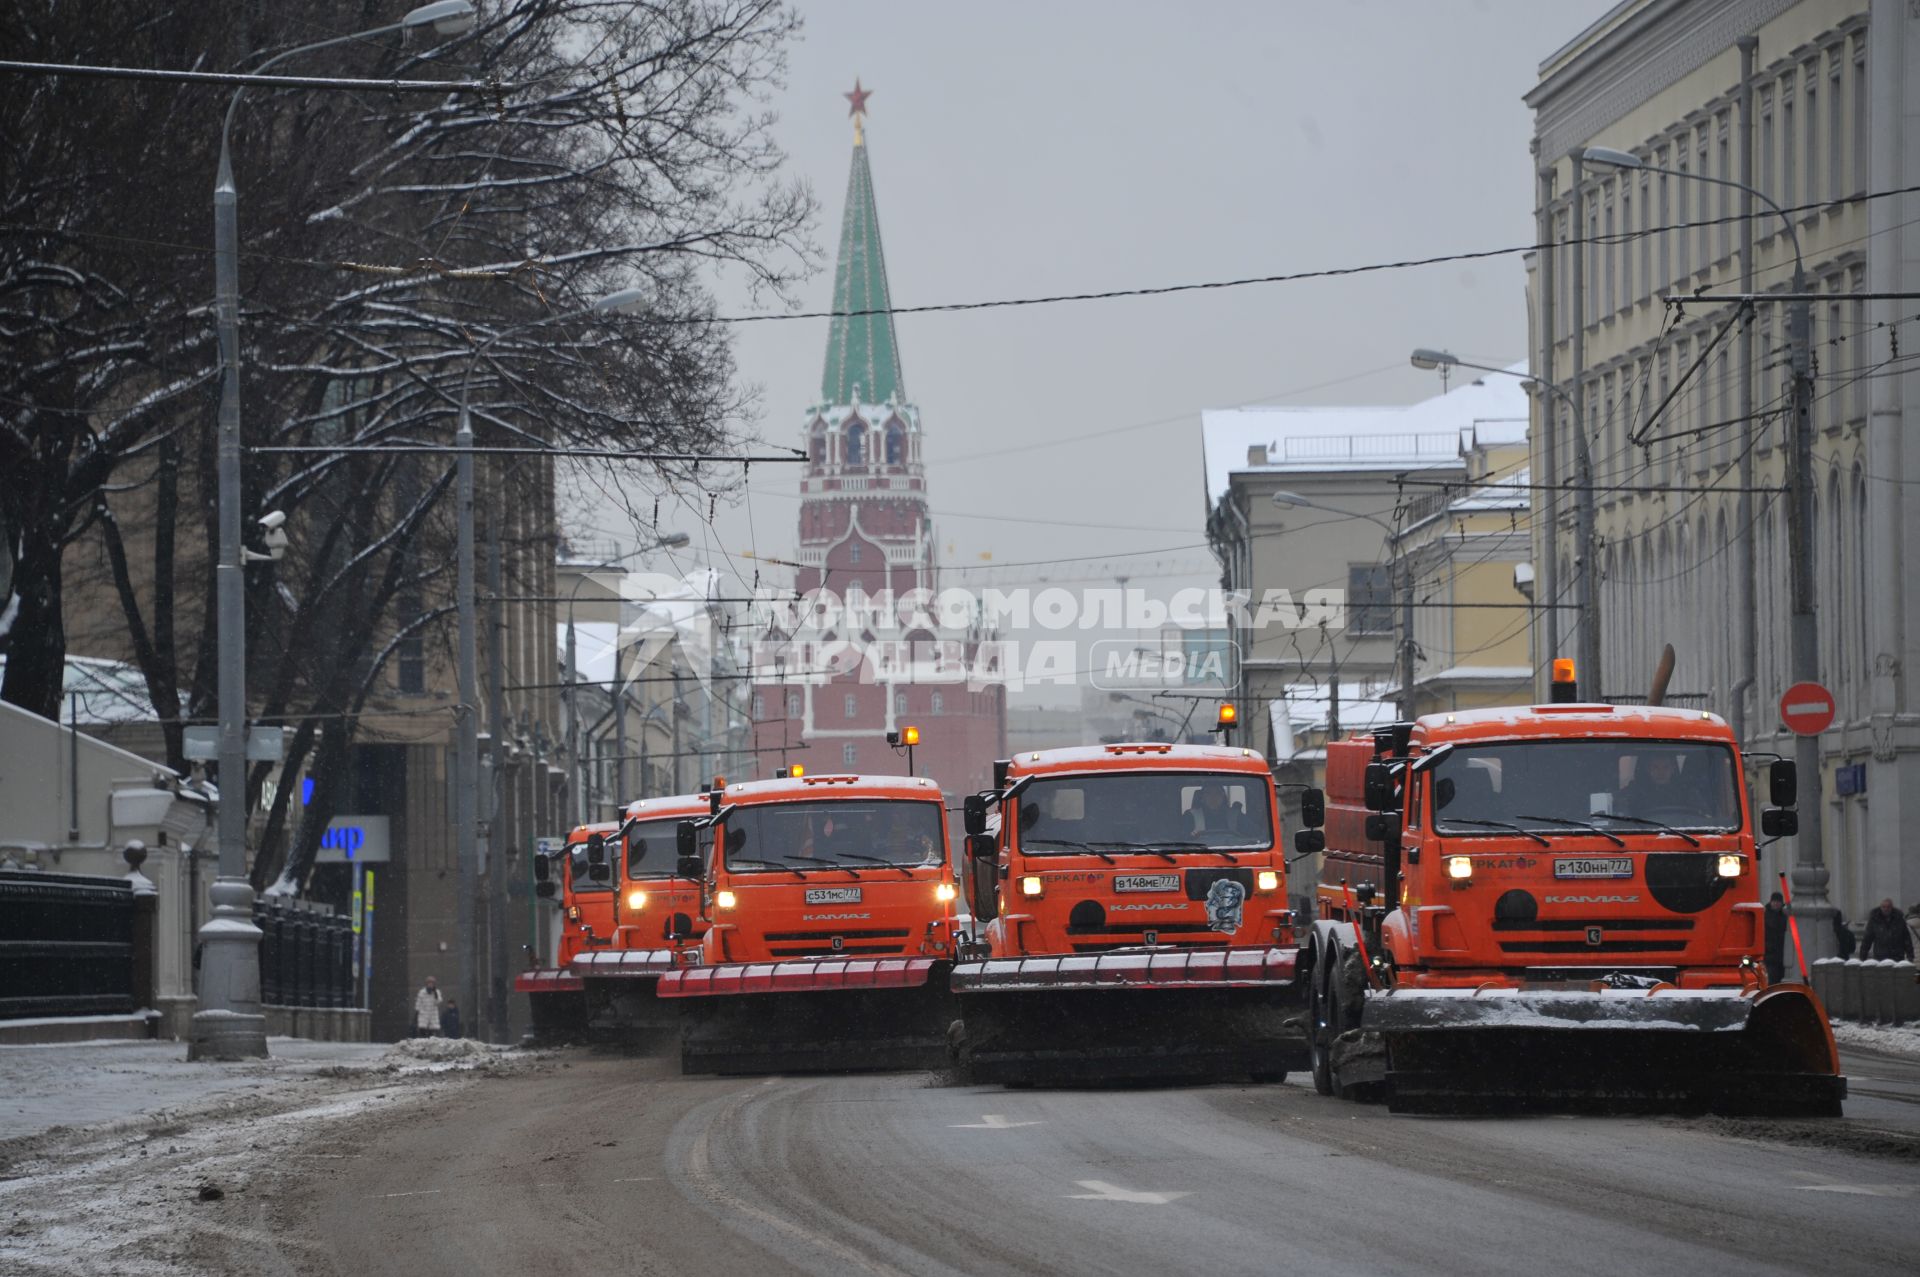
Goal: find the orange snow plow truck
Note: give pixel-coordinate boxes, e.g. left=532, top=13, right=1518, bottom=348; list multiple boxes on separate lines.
left=516, top=794, right=710, bottom=1041
left=1297, top=667, right=1844, bottom=1115
left=947, top=743, right=1310, bottom=1085
left=655, top=772, right=960, bottom=1074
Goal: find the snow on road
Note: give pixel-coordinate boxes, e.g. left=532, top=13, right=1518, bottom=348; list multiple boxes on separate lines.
left=0, top=1037, right=545, bottom=1275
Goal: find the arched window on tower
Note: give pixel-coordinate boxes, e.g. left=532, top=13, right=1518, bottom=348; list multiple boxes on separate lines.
left=845, top=421, right=866, bottom=467
left=809, top=426, right=826, bottom=473
left=885, top=422, right=905, bottom=466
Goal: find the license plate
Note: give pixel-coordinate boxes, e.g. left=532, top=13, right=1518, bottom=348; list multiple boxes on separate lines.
left=1114, top=874, right=1180, bottom=893
left=1553, top=857, right=1633, bottom=879
left=804, top=887, right=862, bottom=904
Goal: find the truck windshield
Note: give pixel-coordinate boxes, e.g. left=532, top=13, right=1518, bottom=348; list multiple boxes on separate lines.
left=1017, top=772, right=1273, bottom=853
left=1429, top=740, right=1741, bottom=834
left=567, top=837, right=617, bottom=892
left=625, top=819, right=685, bottom=880
left=721, top=800, right=945, bottom=872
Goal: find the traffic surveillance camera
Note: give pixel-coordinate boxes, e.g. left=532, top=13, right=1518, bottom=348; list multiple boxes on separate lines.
left=245, top=510, right=290, bottom=562
left=258, top=510, right=287, bottom=531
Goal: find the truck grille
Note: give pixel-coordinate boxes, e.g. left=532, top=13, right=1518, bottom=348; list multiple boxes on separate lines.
left=1070, top=939, right=1230, bottom=954
left=1494, top=917, right=1695, bottom=957
left=763, top=927, right=910, bottom=958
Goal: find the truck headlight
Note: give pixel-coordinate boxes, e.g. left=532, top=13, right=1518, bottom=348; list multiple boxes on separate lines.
left=935, top=882, right=957, bottom=902
left=1716, top=854, right=1742, bottom=879
left=1020, top=875, right=1043, bottom=898
left=626, top=889, right=647, bottom=911
left=1256, top=870, right=1280, bottom=892
left=1445, top=855, right=1473, bottom=881
left=715, top=890, right=738, bottom=909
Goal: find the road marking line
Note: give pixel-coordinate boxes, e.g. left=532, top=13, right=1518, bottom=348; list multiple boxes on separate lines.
left=949, top=1114, right=1042, bottom=1129
left=613, top=1177, right=657, bottom=1183
left=370, top=1189, right=443, bottom=1199
left=1795, top=1184, right=1919, bottom=1198
left=1068, top=1180, right=1191, bottom=1205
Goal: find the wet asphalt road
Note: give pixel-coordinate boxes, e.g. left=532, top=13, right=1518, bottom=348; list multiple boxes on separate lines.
left=275, top=1047, right=1920, bottom=1277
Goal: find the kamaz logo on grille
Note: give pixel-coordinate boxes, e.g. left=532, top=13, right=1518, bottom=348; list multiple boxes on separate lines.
left=1585, top=926, right=1604, bottom=946
left=1544, top=895, right=1640, bottom=904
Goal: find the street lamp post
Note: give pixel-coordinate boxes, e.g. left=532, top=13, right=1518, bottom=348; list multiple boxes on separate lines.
left=1409, top=350, right=1591, bottom=697
left=1581, top=145, right=1831, bottom=956
left=195, top=0, right=475, bottom=1062
left=1270, top=491, right=1415, bottom=720
left=455, top=286, right=647, bottom=1041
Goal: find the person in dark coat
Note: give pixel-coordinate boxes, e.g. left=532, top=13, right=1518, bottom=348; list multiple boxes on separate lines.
left=1831, top=911, right=1856, bottom=960
left=1762, top=892, right=1788, bottom=983
left=439, top=998, right=463, bottom=1039
left=1862, top=898, right=1915, bottom=961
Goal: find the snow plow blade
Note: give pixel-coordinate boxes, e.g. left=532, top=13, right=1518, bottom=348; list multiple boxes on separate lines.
left=1365, top=983, right=1845, bottom=1116
left=657, top=958, right=953, bottom=1074
left=560, top=949, right=686, bottom=1040
left=949, top=948, right=1309, bottom=1086
left=516, top=968, right=589, bottom=1042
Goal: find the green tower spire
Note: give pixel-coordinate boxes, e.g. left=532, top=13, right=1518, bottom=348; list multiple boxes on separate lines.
left=821, top=84, right=905, bottom=406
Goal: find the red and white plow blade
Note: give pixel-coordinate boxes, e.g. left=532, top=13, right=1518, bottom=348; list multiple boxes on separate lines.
left=513, top=968, right=585, bottom=994
left=951, top=946, right=1298, bottom=993
left=568, top=949, right=679, bottom=979
left=657, top=956, right=939, bottom=998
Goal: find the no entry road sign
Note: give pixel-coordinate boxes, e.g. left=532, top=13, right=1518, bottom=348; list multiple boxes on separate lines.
left=1778, top=682, right=1835, bottom=736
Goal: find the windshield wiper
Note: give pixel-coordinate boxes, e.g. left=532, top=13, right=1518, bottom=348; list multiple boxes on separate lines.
left=1436, top=818, right=1550, bottom=848
left=826, top=851, right=914, bottom=878
left=1024, top=837, right=1116, bottom=863
left=727, top=858, right=805, bottom=875
left=1512, top=814, right=1627, bottom=848
left=1596, top=813, right=1703, bottom=848
left=1119, top=840, right=1241, bottom=862
left=1102, top=841, right=1181, bottom=864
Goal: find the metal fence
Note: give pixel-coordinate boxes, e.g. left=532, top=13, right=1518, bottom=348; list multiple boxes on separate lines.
left=0, top=870, right=142, bottom=1018
left=254, top=897, right=356, bottom=1009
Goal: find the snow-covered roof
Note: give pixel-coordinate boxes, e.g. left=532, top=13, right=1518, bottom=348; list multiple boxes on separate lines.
left=0, top=654, right=153, bottom=725
left=1449, top=467, right=1531, bottom=513
left=1201, top=363, right=1531, bottom=507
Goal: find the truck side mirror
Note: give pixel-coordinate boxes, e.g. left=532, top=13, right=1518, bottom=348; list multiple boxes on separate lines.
left=963, top=794, right=989, bottom=837
left=1299, top=788, right=1325, bottom=829
left=1768, top=759, right=1797, bottom=807
left=1293, top=829, right=1325, bottom=858
left=675, top=820, right=703, bottom=879
left=532, top=852, right=552, bottom=883
left=586, top=833, right=610, bottom=883
left=967, top=846, right=1000, bottom=923
left=1365, top=812, right=1403, bottom=851
left=1761, top=807, right=1798, bottom=838
left=965, top=832, right=995, bottom=862
left=1363, top=762, right=1394, bottom=813
left=992, top=759, right=1011, bottom=790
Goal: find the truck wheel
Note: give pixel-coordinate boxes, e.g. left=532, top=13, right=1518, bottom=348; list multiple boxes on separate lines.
left=1308, top=949, right=1336, bottom=1096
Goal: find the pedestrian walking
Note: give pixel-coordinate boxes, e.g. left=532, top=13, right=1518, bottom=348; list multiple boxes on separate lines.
left=439, top=997, right=462, bottom=1040
left=413, top=975, right=442, bottom=1037
left=1762, top=892, right=1788, bottom=984
left=1861, top=898, right=1914, bottom=961
left=1830, top=911, right=1856, bottom=960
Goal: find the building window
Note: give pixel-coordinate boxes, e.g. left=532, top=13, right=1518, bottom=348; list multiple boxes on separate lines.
left=752, top=693, right=765, bottom=719
left=886, top=424, right=905, bottom=466
left=1781, top=82, right=1795, bottom=216
left=931, top=691, right=944, bottom=715
left=845, top=421, right=866, bottom=466
left=1638, top=173, right=1651, bottom=302
left=1346, top=564, right=1392, bottom=635
left=1619, top=182, right=1633, bottom=307
left=1716, top=115, right=1731, bottom=261
left=844, top=692, right=858, bottom=719
left=787, top=691, right=802, bottom=719
left=1602, top=183, right=1616, bottom=316
left=1586, top=202, right=1599, bottom=327
left=1655, top=154, right=1670, bottom=284
left=1696, top=125, right=1711, bottom=269
left=1759, top=92, right=1775, bottom=215
left=1853, top=42, right=1867, bottom=195
left=1829, top=52, right=1843, bottom=206
left=1804, top=65, right=1819, bottom=208
left=843, top=743, right=857, bottom=768
left=894, top=689, right=907, bottom=715
left=1674, top=143, right=1690, bottom=281
left=396, top=589, right=425, bottom=694
left=848, top=541, right=861, bottom=565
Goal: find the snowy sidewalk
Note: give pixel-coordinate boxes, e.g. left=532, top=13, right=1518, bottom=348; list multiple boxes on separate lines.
left=0, top=1036, right=543, bottom=1274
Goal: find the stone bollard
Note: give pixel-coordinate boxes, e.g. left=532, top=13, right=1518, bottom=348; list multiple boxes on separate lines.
left=1810, top=957, right=1842, bottom=1016
left=1838, top=959, right=1866, bottom=1021
left=1892, top=962, right=1920, bottom=1027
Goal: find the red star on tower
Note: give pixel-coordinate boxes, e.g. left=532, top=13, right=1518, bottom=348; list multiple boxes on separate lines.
left=844, top=79, right=872, bottom=119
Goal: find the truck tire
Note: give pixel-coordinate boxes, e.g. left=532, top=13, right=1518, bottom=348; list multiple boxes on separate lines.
left=1308, top=944, right=1336, bottom=1096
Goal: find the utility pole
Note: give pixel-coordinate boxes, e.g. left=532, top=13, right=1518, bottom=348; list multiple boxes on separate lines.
left=1566, top=151, right=1601, bottom=698
left=485, top=520, right=509, bottom=1042
left=1730, top=35, right=1759, bottom=745
left=454, top=413, right=480, bottom=1037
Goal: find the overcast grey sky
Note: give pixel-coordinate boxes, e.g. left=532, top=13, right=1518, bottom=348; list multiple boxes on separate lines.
left=572, top=0, right=1614, bottom=702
